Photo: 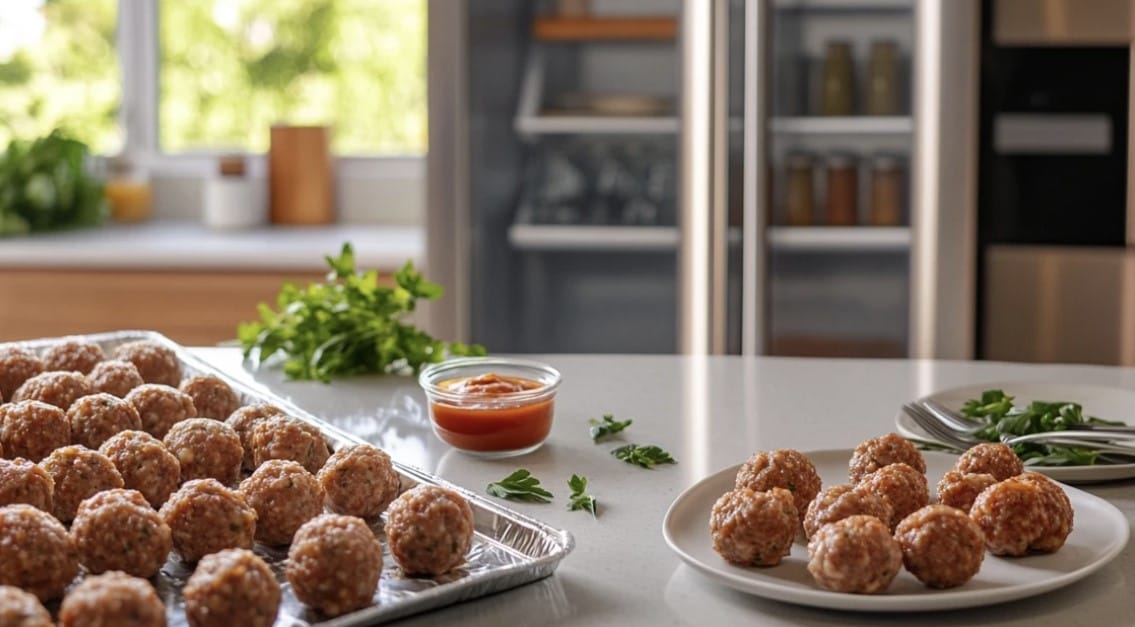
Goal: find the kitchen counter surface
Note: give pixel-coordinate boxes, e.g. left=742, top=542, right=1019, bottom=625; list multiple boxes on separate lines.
left=193, top=348, right=1135, bottom=626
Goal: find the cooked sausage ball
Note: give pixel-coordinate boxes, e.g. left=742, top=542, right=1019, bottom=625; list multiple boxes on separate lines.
left=113, top=339, right=182, bottom=387
left=936, top=470, right=998, bottom=513
left=58, top=571, right=165, bottom=627
left=385, top=484, right=475, bottom=577
left=803, top=483, right=893, bottom=540
left=0, top=346, right=44, bottom=402
left=71, top=489, right=172, bottom=578
left=287, top=514, right=383, bottom=617
left=39, top=445, right=124, bottom=523
left=857, top=462, right=929, bottom=529
left=895, top=504, right=985, bottom=588
left=239, top=459, right=324, bottom=546
left=99, top=430, right=181, bottom=509
left=848, top=433, right=927, bottom=483
left=126, top=383, right=196, bottom=439
left=0, top=457, right=54, bottom=511
left=42, top=338, right=105, bottom=374
left=1016, top=472, right=1074, bottom=552
left=184, top=548, right=280, bottom=627
left=67, top=392, right=143, bottom=449
left=159, top=478, right=256, bottom=563
left=226, top=403, right=286, bottom=470
left=0, top=585, right=53, bottom=627
left=163, top=418, right=243, bottom=485
left=709, top=487, right=798, bottom=567
left=0, top=400, right=69, bottom=462
left=179, top=374, right=241, bottom=422
left=807, top=514, right=901, bottom=594
left=12, top=371, right=92, bottom=411
left=955, top=442, right=1024, bottom=481
left=248, top=415, right=330, bottom=474
left=0, top=504, right=79, bottom=602
left=87, top=359, right=145, bottom=398
left=734, top=448, right=822, bottom=515
left=317, top=443, right=401, bottom=519
left=969, top=477, right=1047, bottom=556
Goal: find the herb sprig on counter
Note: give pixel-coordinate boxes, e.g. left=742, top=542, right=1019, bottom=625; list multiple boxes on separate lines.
left=589, top=414, right=633, bottom=443
left=612, top=444, right=677, bottom=469
left=486, top=469, right=554, bottom=503
left=238, top=243, right=486, bottom=382
left=566, top=474, right=597, bottom=516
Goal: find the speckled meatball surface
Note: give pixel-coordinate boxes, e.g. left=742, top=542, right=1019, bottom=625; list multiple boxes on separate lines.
left=71, top=489, right=172, bottom=578
left=955, top=443, right=1024, bottom=481
left=100, top=430, right=181, bottom=509
left=113, top=339, right=182, bottom=387
left=734, top=449, right=822, bottom=516
left=857, top=462, right=929, bottom=529
left=385, top=485, right=474, bottom=577
left=159, top=478, right=256, bottom=563
left=936, top=470, right=998, bottom=513
left=184, top=548, right=280, bottom=627
left=42, top=338, right=105, bottom=374
left=0, top=585, right=53, bottom=627
left=969, top=478, right=1047, bottom=556
left=807, top=514, right=901, bottom=594
left=126, top=384, right=196, bottom=439
left=895, top=504, right=985, bottom=588
left=226, top=403, right=286, bottom=470
left=317, top=444, right=400, bottom=519
left=709, top=487, right=797, bottom=567
left=287, top=514, right=383, bottom=617
left=1016, top=472, right=1074, bottom=552
left=87, top=360, right=145, bottom=398
left=67, top=393, right=142, bottom=449
left=848, top=433, right=927, bottom=483
left=58, top=571, right=165, bottom=627
left=163, top=418, right=242, bottom=486
left=248, top=415, right=330, bottom=474
left=39, top=445, right=124, bottom=523
left=179, top=374, right=240, bottom=422
left=0, top=400, right=69, bottom=462
left=0, top=504, right=79, bottom=602
left=0, top=457, right=54, bottom=512
left=239, top=459, right=324, bottom=546
left=0, top=346, right=44, bottom=402
left=803, top=483, right=893, bottom=540
left=13, top=371, right=92, bottom=411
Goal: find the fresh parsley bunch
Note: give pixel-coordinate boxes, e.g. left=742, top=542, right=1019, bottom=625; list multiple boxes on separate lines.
left=238, top=243, right=486, bottom=382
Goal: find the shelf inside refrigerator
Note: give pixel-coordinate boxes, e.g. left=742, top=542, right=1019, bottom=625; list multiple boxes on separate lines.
left=773, top=0, right=913, bottom=13
left=767, top=226, right=910, bottom=252
left=769, top=115, right=912, bottom=135
left=509, top=220, right=743, bottom=252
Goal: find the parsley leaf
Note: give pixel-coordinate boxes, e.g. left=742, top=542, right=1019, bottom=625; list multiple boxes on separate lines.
left=611, top=444, right=677, bottom=469
left=589, top=414, right=633, bottom=442
left=486, top=469, right=553, bottom=503
left=567, top=474, right=597, bottom=516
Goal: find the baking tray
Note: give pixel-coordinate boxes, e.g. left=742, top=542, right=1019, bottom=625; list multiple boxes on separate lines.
left=3, top=330, right=574, bottom=626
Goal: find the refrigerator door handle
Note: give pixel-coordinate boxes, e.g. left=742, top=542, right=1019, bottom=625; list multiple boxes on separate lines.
left=741, top=0, right=770, bottom=356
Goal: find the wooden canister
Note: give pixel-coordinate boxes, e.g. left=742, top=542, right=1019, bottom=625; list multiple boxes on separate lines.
left=269, top=125, right=334, bottom=225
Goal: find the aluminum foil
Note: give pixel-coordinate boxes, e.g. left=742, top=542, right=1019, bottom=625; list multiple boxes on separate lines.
left=6, top=331, right=575, bottom=626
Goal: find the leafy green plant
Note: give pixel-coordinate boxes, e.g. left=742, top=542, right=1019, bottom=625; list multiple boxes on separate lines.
left=589, top=414, right=632, bottom=443
left=566, top=474, right=597, bottom=516
left=0, top=129, right=107, bottom=236
left=486, top=469, right=553, bottom=503
left=611, top=444, right=677, bottom=469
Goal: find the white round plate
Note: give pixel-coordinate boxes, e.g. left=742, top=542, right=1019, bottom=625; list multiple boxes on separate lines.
left=896, top=382, right=1135, bottom=483
left=662, top=449, right=1129, bottom=612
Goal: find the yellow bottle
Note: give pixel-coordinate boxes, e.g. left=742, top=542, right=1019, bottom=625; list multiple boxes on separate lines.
left=104, top=156, right=152, bottom=222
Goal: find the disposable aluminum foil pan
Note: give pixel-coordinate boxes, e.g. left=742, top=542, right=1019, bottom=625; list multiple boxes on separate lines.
left=3, top=330, right=575, bottom=626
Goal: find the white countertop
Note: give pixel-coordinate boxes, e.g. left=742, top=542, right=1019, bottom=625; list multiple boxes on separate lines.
left=192, top=349, right=1135, bottom=626
left=0, top=221, right=423, bottom=271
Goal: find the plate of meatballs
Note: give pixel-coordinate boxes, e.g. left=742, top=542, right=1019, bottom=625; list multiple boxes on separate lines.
left=662, top=433, right=1129, bottom=612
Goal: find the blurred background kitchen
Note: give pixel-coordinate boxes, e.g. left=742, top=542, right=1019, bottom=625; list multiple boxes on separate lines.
left=1, top=0, right=1132, bottom=366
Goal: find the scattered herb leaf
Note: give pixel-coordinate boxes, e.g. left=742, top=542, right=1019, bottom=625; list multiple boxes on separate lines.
left=486, top=469, right=554, bottom=503
left=567, top=474, right=597, bottom=516
left=611, top=444, right=677, bottom=469
left=589, top=414, right=633, bottom=442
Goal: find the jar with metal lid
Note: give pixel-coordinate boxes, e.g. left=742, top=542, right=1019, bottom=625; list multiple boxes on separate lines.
left=869, top=153, right=904, bottom=226
left=785, top=153, right=814, bottom=226
left=825, top=153, right=858, bottom=226
left=820, top=41, right=855, bottom=116
left=866, top=39, right=899, bottom=116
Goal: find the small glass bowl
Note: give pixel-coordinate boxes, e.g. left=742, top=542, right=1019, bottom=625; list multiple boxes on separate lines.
left=419, top=357, right=561, bottom=459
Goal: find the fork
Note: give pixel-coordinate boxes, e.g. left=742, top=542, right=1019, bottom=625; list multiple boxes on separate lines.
left=916, top=398, right=1135, bottom=435
left=901, top=403, right=984, bottom=449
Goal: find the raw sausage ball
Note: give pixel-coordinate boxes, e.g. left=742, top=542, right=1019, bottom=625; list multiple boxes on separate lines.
left=385, top=484, right=475, bottom=576
left=0, top=457, right=54, bottom=512
left=239, top=459, right=324, bottom=546
left=317, top=444, right=401, bottom=519
left=848, top=433, right=926, bottom=483
left=895, top=504, right=985, bottom=588
left=67, top=393, right=143, bottom=449
left=179, top=374, right=241, bottom=421
left=969, top=478, right=1047, bottom=556
left=184, top=548, right=281, bottom=627
left=41, top=338, right=105, bottom=374
left=13, top=371, right=92, bottom=411
left=0, top=400, right=69, bottom=462
left=0, top=585, right=53, bottom=627
left=163, top=418, right=243, bottom=485
left=71, top=489, right=172, bottom=578
left=955, top=443, right=1024, bottom=481
left=39, top=445, right=124, bottom=523
left=287, top=514, right=383, bottom=617
left=113, top=339, right=182, bottom=387
left=0, top=504, right=79, bottom=602
left=58, top=571, right=165, bottom=627
left=857, top=462, right=929, bottom=529
left=709, top=487, right=798, bottom=567
left=100, top=430, right=181, bottom=509
left=0, top=345, right=44, bottom=402
left=159, top=478, right=256, bottom=563
left=734, top=448, right=822, bottom=515
left=935, top=470, right=998, bottom=513
left=1016, top=472, right=1074, bottom=552
left=225, top=403, right=286, bottom=470
left=803, top=483, right=893, bottom=540
left=126, top=383, right=197, bottom=439
left=248, top=415, right=330, bottom=474
left=87, top=359, right=145, bottom=398
left=807, top=514, right=901, bottom=594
